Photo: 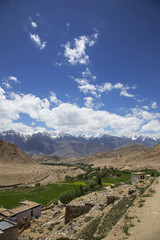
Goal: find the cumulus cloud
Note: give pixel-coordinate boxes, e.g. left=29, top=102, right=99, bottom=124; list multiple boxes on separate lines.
left=2, top=76, right=19, bottom=89
left=142, top=105, right=149, bottom=110
left=73, top=69, right=135, bottom=98
left=82, top=68, right=96, bottom=80
left=84, top=97, right=94, bottom=108
left=50, top=91, right=62, bottom=105
left=29, top=33, right=47, bottom=50
left=151, top=101, right=158, bottom=109
left=64, top=32, right=98, bottom=65
left=0, top=86, right=160, bottom=137
left=141, top=119, right=160, bottom=133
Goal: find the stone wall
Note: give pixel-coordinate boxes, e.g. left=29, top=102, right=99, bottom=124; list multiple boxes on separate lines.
left=65, top=203, right=94, bottom=224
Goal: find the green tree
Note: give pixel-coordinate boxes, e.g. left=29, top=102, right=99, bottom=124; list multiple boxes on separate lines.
left=79, top=184, right=84, bottom=196
left=96, top=174, right=102, bottom=185
left=59, top=190, right=76, bottom=204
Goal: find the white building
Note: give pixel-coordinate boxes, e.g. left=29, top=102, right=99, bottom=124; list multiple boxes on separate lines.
left=0, top=200, right=41, bottom=223
left=131, top=172, right=147, bottom=184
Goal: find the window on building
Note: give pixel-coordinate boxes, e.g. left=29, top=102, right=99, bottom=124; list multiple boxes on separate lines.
left=31, top=210, right=33, bottom=217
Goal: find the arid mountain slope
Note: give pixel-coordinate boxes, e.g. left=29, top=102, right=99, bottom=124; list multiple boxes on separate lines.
left=1, top=130, right=160, bottom=157
left=84, top=143, right=160, bottom=169
left=0, top=139, right=35, bottom=165
left=49, top=143, right=160, bottom=170
left=0, top=139, right=84, bottom=186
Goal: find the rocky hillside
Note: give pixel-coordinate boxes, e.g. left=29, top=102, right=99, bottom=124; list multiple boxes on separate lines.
left=19, top=177, right=155, bottom=240
left=0, top=130, right=160, bottom=157
left=0, top=139, right=35, bottom=165
left=76, top=143, right=160, bottom=169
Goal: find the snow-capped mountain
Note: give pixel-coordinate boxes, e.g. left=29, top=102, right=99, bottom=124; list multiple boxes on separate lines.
left=0, top=130, right=159, bottom=157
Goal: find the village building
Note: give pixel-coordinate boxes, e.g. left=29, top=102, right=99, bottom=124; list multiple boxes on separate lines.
left=0, top=217, right=18, bottom=240
left=0, top=200, right=41, bottom=223
left=131, top=172, right=147, bottom=184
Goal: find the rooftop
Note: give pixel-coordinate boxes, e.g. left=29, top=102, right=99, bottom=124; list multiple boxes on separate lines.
left=0, top=200, right=41, bottom=216
left=132, top=172, right=147, bottom=175
left=0, top=217, right=17, bottom=234
left=0, top=220, right=15, bottom=230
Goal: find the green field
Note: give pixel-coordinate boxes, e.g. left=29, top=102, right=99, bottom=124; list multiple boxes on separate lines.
left=0, top=168, right=132, bottom=209
left=102, top=172, right=131, bottom=185
left=0, top=183, right=80, bottom=209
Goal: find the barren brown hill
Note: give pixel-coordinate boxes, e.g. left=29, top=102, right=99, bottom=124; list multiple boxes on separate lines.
left=0, top=139, right=35, bottom=165
left=72, top=143, right=160, bottom=170
left=0, top=139, right=84, bottom=187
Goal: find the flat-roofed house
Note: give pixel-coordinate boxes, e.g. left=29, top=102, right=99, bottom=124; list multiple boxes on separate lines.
left=0, top=200, right=41, bottom=223
left=0, top=217, right=18, bottom=240
left=131, top=172, right=147, bottom=184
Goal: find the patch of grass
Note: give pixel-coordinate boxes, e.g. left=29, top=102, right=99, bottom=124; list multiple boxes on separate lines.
left=143, top=194, right=152, bottom=197
left=102, top=183, right=112, bottom=186
left=138, top=199, right=145, bottom=203
left=99, top=204, right=105, bottom=211
left=123, top=224, right=130, bottom=236
left=125, top=215, right=135, bottom=220
left=95, top=195, right=136, bottom=239
left=0, top=183, right=80, bottom=208
left=78, top=214, right=103, bottom=240
left=48, top=226, right=53, bottom=231
left=130, top=223, right=135, bottom=227
left=142, top=187, right=156, bottom=198
left=138, top=203, right=144, bottom=208
left=148, top=188, right=156, bottom=194
left=84, top=216, right=93, bottom=223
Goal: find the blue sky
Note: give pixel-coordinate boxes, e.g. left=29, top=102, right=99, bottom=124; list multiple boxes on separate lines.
left=0, top=0, right=160, bottom=138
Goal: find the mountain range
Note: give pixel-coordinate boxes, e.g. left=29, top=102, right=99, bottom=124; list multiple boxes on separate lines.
left=0, top=130, right=160, bottom=157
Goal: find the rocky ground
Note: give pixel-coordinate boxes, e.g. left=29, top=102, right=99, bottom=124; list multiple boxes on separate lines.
left=18, top=177, right=156, bottom=240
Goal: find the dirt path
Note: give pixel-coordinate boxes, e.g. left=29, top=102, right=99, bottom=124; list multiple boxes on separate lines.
left=127, top=177, right=160, bottom=240
left=104, top=177, right=160, bottom=240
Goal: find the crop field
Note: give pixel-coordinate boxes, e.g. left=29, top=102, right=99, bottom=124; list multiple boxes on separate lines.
left=0, top=183, right=80, bottom=209
left=0, top=167, right=133, bottom=209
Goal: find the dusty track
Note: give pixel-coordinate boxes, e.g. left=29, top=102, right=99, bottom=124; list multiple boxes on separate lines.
left=127, top=177, right=160, bottom=240
left=105, top=177, right=160, bottom=240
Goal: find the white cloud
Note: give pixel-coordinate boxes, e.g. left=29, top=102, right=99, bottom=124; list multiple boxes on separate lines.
left=120, top=89, right=134, bottom=98
left=0, top=86, right=160, bottom=138
left=9, top=76, right=18, bottom=82
left=74, top=71, right=135, bottom=99
left=50, top=91, right=62, bottom=105
left=98, top=82, right=113, bottom=93
left=142, top=105, right=149, bottom=110
left=84, top=97, right=94, bottom=108
left=2, top=76, right=19, bottom=89
left=151, top=101, right=158, bottom=109
left=141, top=120, right=160, bottom=132
left=66, top=22, right=70, bottom=30
left=82, top=68, right=96, bottom=80
left=29, top=33, right=47, bottom=50
left=31, top=21, right=38, bottom=28
left=54, top=62, right=63, bottom=67
left=29, top=16, right=38, bottom=28
left=65, top=93, right=71, bottom=98
left=64, top=32, right=98, bottom=65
